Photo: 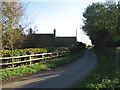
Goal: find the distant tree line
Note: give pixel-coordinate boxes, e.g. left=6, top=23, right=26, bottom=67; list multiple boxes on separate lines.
left=82, top=1, right=120, bottom=49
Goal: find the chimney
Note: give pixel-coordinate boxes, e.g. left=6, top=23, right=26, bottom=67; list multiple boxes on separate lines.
left=30, top=28, right=32, bottom=34
left=54, top=29, right=56, bottom=37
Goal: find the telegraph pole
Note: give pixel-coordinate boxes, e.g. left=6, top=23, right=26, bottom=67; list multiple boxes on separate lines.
left=0, top=3, right=2, bottom=89
left=76, top=29, right=77, bottom=41
left=116, top=1, right=120, bottom=74
left=117, top=1, right=120, bottom=34
left=76, top=29, right=77, bottom=46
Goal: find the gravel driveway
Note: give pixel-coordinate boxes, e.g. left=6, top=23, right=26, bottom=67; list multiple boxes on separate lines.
left=2, top=49, right=98, bottom=88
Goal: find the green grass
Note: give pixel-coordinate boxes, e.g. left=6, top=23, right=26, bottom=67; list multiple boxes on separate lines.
left=1, top=51, right=83, bottom=81
left=76, top=49, right=120, bottom=88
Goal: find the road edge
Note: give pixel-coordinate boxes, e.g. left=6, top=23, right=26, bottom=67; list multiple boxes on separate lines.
left=67, top=49, right=100, bottom=88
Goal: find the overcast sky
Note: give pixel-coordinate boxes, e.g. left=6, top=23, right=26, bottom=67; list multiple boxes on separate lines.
left=23, top=0, right=107, bottom=45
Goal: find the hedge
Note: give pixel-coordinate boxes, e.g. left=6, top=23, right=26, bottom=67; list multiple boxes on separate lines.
left=2, top=47, right=70, bottom=57
left=2, top=48, right=47, bottom=57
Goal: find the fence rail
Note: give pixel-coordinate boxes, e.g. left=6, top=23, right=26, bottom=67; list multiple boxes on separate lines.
left=102, top=47, right=120, bottom=59
left=0, top=51, right=70, bottom=71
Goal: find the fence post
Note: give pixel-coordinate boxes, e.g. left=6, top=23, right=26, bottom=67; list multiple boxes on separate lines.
left=116, top=47, right=120, bottom=73
left=51, top=53, right=52, bottom=61
left=29, top=56, right=31, bottom=65
left=57, top=52, right=59, bottom=58
left=12, top=57, right=14, bottom=68
left=63, top=51, right=65, bottom=56
left=42, top=53, right=44, bottom=63
left=116, top=50, right=118, bottom=73
left=60, top=52, right=62, bottom=57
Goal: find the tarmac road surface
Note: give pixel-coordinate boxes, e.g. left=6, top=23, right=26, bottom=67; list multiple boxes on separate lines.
left=2, top=49, right=98, bottom=88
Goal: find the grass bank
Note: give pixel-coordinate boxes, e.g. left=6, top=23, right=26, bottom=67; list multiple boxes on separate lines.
left=76, top=49, right=120, bottom=88
left=1, top=51, right=83, bottom=81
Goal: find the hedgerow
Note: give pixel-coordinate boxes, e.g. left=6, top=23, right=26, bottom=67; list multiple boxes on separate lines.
left=2, top=47, right=71, bottom=57
left=2, top=48, right=47, bottom=57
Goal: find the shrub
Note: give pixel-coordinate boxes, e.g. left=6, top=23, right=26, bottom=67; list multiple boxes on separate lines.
left=2, top=48, right=47, bottom=57
left=87, top=77, right=119, bottom=88
left=68, top=46, right=79, bottom=54
left=55, top=47, right=69, bottom=52
left=45, top=47, right=57, bottom=52
left=77, top=42, right=87, bottom=50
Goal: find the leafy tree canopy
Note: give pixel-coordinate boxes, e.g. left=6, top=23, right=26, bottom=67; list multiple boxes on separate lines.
left=82, top=1, right=120, bottom=48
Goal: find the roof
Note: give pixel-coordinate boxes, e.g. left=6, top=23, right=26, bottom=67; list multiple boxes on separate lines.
left=32, top=33, right=54, bottom=36
left=32, top=34, right=55, bottom=38
left=56, top=37, right=76, bottom=38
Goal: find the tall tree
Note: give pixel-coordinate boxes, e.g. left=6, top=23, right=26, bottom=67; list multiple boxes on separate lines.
left=1, top=2, right=26, bottom=49
left=82, top=1, right=120, bottom=48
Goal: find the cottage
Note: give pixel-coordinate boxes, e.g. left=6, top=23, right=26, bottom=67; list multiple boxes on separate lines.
left=28, top=28, right=77, bottom=47
left=56, top=37, right=77, bottom=46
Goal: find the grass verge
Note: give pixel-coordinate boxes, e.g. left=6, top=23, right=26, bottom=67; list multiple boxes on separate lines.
left=1, top=51, right=83, bottom=81
left=76, top=49, right=120, bottom=88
